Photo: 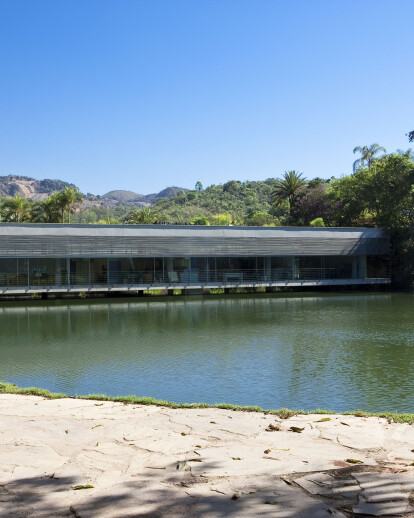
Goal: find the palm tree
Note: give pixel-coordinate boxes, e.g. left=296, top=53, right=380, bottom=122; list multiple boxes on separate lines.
left=272, top=171, right=307, bottom=208
left=1, top=195, right=31, bottom=223
left=353, top=144, right=386, bottom=172
left=66, top=188, right=83, bottom=223
left=30, top=197, right=61, bottom=223
left=126, top=207, right=157, bottom=224
left=55, top=187, right=83, bottom=223
left=396, top=148, right=413, bottom=160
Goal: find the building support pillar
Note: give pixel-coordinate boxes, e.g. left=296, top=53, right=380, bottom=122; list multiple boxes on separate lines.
left=358, top=255, right=367, bottom=278
left=352, top=257, right=358, bottom=279
left=291, top=257, right=297, bottom=280
left=265, top=257, right=271, bottom=281
left=67, top=258, right=70, bottom=286
left=55, top=259, right=62, bottom=286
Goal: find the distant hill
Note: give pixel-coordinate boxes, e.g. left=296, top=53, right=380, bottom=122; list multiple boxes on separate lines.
left=0, top=175, right=188, bottom=207
left=102, top=190, right=147, bottom=203
left=0, top=175, right=77, bottom=200
left=152, top=178, right=279, bottom=223
left=99, top=186, right=188, bottom=206
left=156, top=186, right=187, bottom=199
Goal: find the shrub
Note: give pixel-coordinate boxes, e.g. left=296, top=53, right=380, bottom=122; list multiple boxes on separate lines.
left=190, top=216, right=210, bottom=225
left=310, top=217, right=325, bottom=227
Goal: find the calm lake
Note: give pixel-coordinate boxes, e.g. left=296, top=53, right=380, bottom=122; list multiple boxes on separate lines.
left=0, top=293, right=413, bottom=413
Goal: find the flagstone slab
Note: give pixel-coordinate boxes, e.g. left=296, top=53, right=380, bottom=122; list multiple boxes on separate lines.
left=352, top=472, right=414, bottom=516
left=295, top=472, right=360, bottom=499
left=2, top=395, right=414, bottom=517
left=353, top=497, right=410, bottom=516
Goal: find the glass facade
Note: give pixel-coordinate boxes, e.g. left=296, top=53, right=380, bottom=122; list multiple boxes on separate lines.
left=0, top=259, right=28, bottom=287
left=0, top=255, right=389, bottom=288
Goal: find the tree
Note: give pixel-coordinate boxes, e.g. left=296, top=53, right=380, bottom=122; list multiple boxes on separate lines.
left=126, top=207, right=157, bottom=224
left=186, top=191, right=198, bottom=201
left=290, top=184, right=339, bottom=226
left=190, top=216, right=210, bottom=225
left=331, top=154, right=414, bottom=229
left=1, top=195, right=31, bottom=223
left=195, top=181, right=203, bottom=192
left=55, top=187, right=83, bottom=223
left=30, top=196, right=61, bottom=223
left=396, top=148, right=413, bottom=159
left=223, top=180, right=241, bottom=194
left=245, top=211, right=276, bottom=226
left=272, top=171, right=306, bottom=209
left=408, top=130, right=414, bottom=142
left=352, top=143, right=386, bottom=172
left=211, top=213, right=233, bottom=225
left=354, top=154, right=414, bottom=229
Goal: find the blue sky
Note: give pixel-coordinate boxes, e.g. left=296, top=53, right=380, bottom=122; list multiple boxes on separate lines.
left=0, top=0, right=413, bottom=195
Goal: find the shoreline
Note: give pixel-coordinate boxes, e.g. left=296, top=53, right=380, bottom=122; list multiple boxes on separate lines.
left=2, top=382, right=414, bottom=423
left=1, top=392, right=414, bottom=516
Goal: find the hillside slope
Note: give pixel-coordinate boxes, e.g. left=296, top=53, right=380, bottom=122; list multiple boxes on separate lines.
left=0, top=176, right=77, bottom=200
left=0, top=175, right=188, bottom=207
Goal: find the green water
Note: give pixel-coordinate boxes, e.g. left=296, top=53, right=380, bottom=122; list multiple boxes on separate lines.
left=0, top=292, right=413, bottom=412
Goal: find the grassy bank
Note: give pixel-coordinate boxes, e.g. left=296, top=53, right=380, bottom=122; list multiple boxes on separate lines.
left=1, top=382, right=413, bottom=424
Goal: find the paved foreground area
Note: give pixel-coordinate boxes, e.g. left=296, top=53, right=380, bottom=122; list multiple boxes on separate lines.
left=1, top=394, right=414, bottom=517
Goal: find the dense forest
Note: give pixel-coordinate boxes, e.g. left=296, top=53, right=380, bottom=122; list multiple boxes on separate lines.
left=0, top=144, right=413, bottom=287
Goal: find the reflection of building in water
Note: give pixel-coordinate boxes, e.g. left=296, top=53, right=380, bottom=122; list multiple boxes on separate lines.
left=0, top=224, right=390, bottom=295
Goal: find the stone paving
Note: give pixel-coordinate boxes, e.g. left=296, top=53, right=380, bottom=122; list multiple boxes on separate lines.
left=1, top=394, right=414, bottom=517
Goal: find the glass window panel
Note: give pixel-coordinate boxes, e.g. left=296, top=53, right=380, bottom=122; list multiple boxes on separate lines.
left=29, top=258, right=65, bottom=286
left=70, top=259, right=89, bottom=285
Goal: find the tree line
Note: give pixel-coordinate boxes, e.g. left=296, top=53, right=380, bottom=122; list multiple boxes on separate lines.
left=125, top=145, right=413, bottom=231
left=0, top=143, right=413, bottom=287
left=1, top=144, right=412, bottom=231
left=0, top=187, right=83, bottom=223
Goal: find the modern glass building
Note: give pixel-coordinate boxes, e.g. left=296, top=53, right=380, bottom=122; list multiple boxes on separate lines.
left=0, top=224, right=390, bottom=295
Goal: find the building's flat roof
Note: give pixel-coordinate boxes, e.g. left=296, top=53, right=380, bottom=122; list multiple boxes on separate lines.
left=0, top=223, right=386, bottom=239
left=0, top=224, right=389, bottom=258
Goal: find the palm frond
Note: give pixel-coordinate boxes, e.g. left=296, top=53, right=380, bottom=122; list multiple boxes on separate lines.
left=353, top=146, right=364, bottom=154
left=353, top=158, right=362, bottom=172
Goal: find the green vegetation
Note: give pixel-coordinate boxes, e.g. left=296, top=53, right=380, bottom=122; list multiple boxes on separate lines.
left=1, top=145, right=412, bottom=232
left=1, top=195, right=31, bottom=223
left=190, top=215, right=210, bottom=225
left=352, top=143, right=386, bottom=172
left=1, top=382, right=413, bottom=423
left=272, top=170, right=306, bottom=214
left=142, top=289, right=165, bottom=296
left=151, top=179, right=279, bottom=225
left=310, top=217, right=325, bottom=227
left=125, top=207, right=157, bottom=224
left=0, top=143, right=413, bottom=286
left=0, top=187, right=83, bottom=223
left=72, top=205, right=129, bottom=224
left=127, top=147, right=413, bottom=238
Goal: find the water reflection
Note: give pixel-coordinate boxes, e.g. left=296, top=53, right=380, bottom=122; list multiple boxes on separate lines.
left=0, top=293, right=413, bottom=412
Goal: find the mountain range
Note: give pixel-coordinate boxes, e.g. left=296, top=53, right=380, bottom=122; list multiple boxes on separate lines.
left=0, top=175, right=188, bottom=207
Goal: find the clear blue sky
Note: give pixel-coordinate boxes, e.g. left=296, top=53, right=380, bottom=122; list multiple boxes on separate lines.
left=0, top=0, right=413, bottom=195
